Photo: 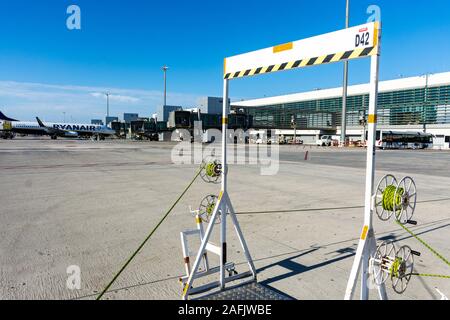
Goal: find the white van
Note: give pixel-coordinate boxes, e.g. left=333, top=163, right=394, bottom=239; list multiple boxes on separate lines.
left=316, top=135, right=332, bottom=146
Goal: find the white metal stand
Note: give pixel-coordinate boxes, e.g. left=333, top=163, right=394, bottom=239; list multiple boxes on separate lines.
left=344, top=48, right=387, bottom=300
left=180, top=20, right=383, bottom=300
left=181, top=79, right=257, bottom=300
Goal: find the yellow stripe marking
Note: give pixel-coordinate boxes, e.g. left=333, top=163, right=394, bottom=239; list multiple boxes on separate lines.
left=222, top=117, right=228, bottom=125
left=260, top=66, right=269, bottom=74
left=273, top=42, right=293, bottom=53
left=370, top=46, right=379, bottom=56
left=223, top=58, right=227, bottom=75
left=361, top=226, right=369, bottom=240
left=300, top=59, right=309, bottom=67
left=373, top=22, right=380, bottom=48
left=196, top=217, right=202, bottom=224
left=350, top=48, right=364, bottom=59
left=218, top=191, right=224, bottom=201
left=331, top=52, right=344, bottom=62
left=314, top=55, right=327, bottom=65
left=225, top=40, right=380, bottom=80
left=368, top=114, right=377, bottom=124
left=286, top=61, right=295, bottom=70
left=182, top=284, right=189, bottom=296
left=272, top=64, right=281, bottom=72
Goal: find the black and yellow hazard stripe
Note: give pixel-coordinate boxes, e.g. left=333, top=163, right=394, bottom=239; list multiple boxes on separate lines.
left=224, top=46, right=378, bottom=80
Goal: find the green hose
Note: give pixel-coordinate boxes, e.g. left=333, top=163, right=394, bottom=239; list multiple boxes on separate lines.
left=410, top=273, right=450, bottom=279
left=205, top=162, right=220, bottom=178
left=396, top=220, right=450, bottom=268
left=382, top=185, right=404, bottom=212
left=395, top=221, right=450, bottom=281
left=390, top=257, right=403, bottom=279
left=206, top=203, right=216, bottom=216
left=96, top=165, right=204, bottom=300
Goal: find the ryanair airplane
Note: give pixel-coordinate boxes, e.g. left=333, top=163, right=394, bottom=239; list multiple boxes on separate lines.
left=0, top=111, right=116, bottom=140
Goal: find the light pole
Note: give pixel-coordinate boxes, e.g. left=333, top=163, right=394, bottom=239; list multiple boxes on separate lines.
left=162, top=66, right=169, bottom=106
left=105, top=92, right=110, bottom=119
left=291, top=115, right=297, bottom=144
left=340, top=0, right=350, bottom=147
left=423, top=73, right=430, bottom=133
left=359, top=110, right=367, bottom=145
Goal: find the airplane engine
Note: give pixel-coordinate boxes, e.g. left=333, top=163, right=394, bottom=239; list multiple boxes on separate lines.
left=64, top=131, right=79, bottom=138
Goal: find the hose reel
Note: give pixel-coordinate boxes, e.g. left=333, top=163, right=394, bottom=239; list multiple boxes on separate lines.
left=374, top=175, right=417, bottom=225
left=370, top=241, right=419, bottom=294
left=197, top=195, right=221, bottom=224
left=188, top=157, right=223, bottom=226
left=370, top=174, right=422, bottom=294
left=200, top=157, right=222, bottom=184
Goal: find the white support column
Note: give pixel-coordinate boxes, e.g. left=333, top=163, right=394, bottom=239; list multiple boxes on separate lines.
left=365, top=50, right=380, bottom=243
left=180, top=232, right=191, bottom=277
left=220, top=79, right=229, bottom=290
left=196, top=215, right=210, bottom=271
left=360, top=50, right=380, bottom=300
left=222, top=79, right=229, bottom=193
left=345, top=231, right=367, bottom=300
left=361, top=247, right=370, bottom=300
left=345, top=22, right=382, bottom=300
left=220, top=201, right=227, bottom=289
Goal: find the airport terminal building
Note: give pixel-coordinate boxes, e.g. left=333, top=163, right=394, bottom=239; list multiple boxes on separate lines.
left=232, top=72, right=450, bottom=146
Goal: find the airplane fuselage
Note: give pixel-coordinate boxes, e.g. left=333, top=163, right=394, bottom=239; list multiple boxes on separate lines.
left=2, top=120, right=115, bottom=137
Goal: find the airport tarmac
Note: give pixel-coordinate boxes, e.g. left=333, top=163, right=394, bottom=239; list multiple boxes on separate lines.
left=1, top=138, right=449, bottom=300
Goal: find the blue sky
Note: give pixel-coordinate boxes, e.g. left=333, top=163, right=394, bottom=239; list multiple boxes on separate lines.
left=1, top=0, right=450, bottom=122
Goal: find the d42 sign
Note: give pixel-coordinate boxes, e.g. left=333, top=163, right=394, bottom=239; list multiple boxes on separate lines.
left=355, top=27, right=371, bottom=48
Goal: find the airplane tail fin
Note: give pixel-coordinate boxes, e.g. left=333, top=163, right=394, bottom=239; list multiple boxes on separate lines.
left=0, top=111, right=19, bottom=122
left=36, top=117, right=47, bottom=128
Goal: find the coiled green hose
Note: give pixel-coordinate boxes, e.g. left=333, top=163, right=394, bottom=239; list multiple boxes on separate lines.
left=382, top=185, right=404, bottom=211
left=390, top=257, right=403, bottom=279
left=206, top=203, right=216, bottom=216
left=205, top=162, right=220, bottom=178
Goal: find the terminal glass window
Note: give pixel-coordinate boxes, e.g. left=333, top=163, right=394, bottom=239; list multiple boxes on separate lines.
left=233, top=85, right=450, bottom=130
